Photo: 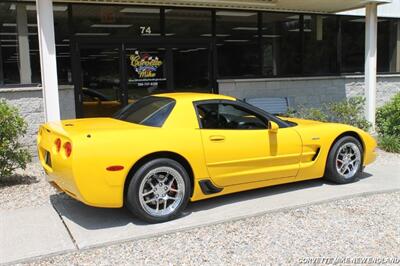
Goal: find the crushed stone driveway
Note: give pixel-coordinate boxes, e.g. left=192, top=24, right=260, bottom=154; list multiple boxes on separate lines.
left=26, top=191, right=400, bottom=265
left=1, top=151, right=399, bottom=265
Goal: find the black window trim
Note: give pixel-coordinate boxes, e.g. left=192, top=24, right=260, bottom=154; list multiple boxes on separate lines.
left=193, top=99, right=290, bottom=130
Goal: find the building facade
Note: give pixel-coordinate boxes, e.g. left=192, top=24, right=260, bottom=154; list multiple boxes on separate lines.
left=0, top=0, right=399, bottom=154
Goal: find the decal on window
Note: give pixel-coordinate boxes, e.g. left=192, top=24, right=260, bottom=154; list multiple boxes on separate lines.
left=130, top=50, right=163, bottom=79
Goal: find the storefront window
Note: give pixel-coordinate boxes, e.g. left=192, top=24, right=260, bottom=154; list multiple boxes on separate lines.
left=377, top=19, right=400, bottom=73
left=341, top=16, right=400, bottom=74
left=303, top=15, right=338, bottom=75
left=80, top=46, right=122, bottom=117
left=0, top=2, right=41, bottom=85
left=165, top=9, right=212, bottom=37
left=341, top=16, right=365, bottom=73
left=261, top=13, right=301, bottom=76
left=71, top=5, right=161, bottom=38
left=216, top=11, right=260, bottom=77
left=173, top=47, right=211, bottom=92
left=54, top=4, right=72, bottom=85
left=2, top=2, right=399, bottom=88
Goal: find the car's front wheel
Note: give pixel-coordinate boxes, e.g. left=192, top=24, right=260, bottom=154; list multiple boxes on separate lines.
left=325, top=136, right=363, bottom=184
left=125, top=158, right=190, bottom=223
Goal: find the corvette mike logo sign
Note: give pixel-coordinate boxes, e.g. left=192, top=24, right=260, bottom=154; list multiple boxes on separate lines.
left=130, top=50, right=163, bottom=78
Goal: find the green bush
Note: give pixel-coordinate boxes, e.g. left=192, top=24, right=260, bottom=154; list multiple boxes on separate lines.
left=378, top=134, right=400, bottom=153
left=376, top=92, right=400, bottom=153
left=288, top=107, right=329, bottom=122
left=287, top=97, right=371, bottom=131
left=376, top=92, right=400, bottom=136
left=0, top=100, right=31, bottom=178
left=326, top=97, right=371, bottom=131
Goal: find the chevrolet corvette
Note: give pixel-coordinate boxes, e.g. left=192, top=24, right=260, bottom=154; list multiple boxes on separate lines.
left=37, top=93, right=377, bottom=223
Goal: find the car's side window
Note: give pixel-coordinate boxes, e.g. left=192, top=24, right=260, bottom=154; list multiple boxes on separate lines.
left=197, top=102, right=268, bottom=130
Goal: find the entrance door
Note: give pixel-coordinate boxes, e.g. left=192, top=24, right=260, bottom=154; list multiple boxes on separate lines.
left=124, top=44, right=212, bottom=100
left=75, top=42, right=213, bottom=118
left=124, top=46, right=168, bottom=104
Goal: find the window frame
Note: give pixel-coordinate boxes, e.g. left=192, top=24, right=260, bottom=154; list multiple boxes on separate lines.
left=193, top=99, right=290, bottom=130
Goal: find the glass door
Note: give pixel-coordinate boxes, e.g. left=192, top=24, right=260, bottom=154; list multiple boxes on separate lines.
left=77, top=45, right=122, bottom=118
left=125, top=47, right=169, bottom=103
left=74, top=41, right=214, bottom=118
left=124, top=43, right=213, bottom=102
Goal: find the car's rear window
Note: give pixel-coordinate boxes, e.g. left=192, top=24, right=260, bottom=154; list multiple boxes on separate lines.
left=113, top=96, right=175, bottom=127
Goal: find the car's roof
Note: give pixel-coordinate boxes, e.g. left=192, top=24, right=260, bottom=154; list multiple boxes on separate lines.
left=153, top=92, right=236, bottom=102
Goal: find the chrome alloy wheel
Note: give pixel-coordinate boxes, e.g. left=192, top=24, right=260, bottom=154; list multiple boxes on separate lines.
left=138, top=166, right=185, bottom=217
left=335, top=142, right=361, bottom=179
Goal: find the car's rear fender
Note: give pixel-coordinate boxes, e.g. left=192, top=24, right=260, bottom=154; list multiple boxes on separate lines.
left=62, top=127, right=207, bottom=207
left=123, top=151, right=196, bottom=201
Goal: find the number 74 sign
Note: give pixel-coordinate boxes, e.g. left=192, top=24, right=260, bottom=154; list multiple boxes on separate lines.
left=140, top=26, right=152, bottom=35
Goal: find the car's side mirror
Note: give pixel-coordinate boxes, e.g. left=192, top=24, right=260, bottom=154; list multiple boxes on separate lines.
left=268, top=121, right=279, bottom=133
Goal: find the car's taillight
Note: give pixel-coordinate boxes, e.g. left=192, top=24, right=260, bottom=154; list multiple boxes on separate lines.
left=55, top=138, right=61, bottom=152
left=64, top=142, right=72, bottom=157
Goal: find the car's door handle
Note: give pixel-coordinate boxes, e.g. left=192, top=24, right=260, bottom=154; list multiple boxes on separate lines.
left=209, top=135, right=225, bottom=142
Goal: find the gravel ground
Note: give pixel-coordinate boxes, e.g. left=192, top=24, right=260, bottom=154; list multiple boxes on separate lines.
left=0, top=162, right=59, bottom=210
left=0, top=149, right=398, bottom=211
left=22, top=191, right=400, bottom=265
left=374, top=148, right=400, bottom=165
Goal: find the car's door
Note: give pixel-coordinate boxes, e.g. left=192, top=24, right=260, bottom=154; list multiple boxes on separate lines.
left=196, top=100, right=302, bottom=187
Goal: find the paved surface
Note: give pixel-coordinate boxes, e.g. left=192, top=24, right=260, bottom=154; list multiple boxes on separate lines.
left=1, top=162, right=399, bottom=264
left=0, top=205, right=75, bottom=264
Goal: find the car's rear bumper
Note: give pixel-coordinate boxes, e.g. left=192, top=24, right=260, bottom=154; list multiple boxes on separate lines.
left=37, top=125, right=125, bottom=208
left=40, top=151, right=124, bottom=208
left=39, top=148, right=86, bottom=204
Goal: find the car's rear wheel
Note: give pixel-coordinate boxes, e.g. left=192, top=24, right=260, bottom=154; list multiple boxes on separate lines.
left=125, top=158, right=190, bottom=223
left=325, top=136, right=363, bottom=184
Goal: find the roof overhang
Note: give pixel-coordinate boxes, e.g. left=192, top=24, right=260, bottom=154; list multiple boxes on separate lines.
left=53, top=0, right=392, bottom=14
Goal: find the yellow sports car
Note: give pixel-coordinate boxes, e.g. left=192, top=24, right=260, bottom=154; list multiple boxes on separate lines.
left=37, top=93, right=377, bottom=223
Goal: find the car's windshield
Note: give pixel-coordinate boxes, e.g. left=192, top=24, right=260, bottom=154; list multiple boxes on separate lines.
left=113, top=96, right=175, bottom=127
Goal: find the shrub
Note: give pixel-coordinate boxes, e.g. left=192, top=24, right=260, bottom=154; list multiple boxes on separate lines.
left=286, top=97, right=371, bottom=131
left=376, top=92, right=400, bottom=137
left=378, top=134, right=400, bottom=153
left=288, top=107, right=329, bottom=122
left=0, top=100, right=31, bottom=178
left=326, top=97, right=371, bottom=131
left=376, top=92, right=400, bottom=153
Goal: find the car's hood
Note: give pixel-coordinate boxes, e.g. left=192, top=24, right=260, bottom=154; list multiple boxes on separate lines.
left=278, top=116, right=324, bottom=126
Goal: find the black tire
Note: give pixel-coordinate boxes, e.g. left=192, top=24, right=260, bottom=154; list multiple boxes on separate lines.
left=324, top=136, right=364, bottom=184
left=125, top=158, right=191, bottom=223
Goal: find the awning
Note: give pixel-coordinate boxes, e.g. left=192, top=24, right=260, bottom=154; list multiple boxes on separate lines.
left=54, top=0, right=391, bottom=13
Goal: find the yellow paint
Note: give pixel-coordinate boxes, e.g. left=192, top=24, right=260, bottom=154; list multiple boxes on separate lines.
left=200, top=127, right=302, bottom=187
left=37, top=93, right=377, bottom=208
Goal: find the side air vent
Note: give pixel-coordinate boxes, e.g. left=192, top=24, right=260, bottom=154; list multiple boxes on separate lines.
left=312, top=148, right=321, bottom=161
